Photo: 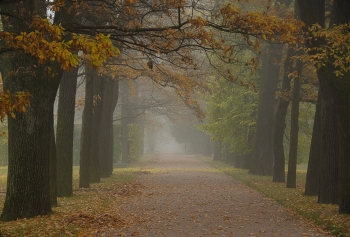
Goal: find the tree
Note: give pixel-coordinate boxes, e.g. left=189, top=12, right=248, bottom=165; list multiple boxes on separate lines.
left=98, top=80, right=119, bottom=177
left=272, top=48, right=294, bottom=183
left=0, top=1, right=58, bottom=221
left=304, top=92, right=322, bottom=196
left=56, top=69, right=78, bottom=197
left=297, top=0, right=350, bottom=212
left=286, top=58, right=302, bottom=188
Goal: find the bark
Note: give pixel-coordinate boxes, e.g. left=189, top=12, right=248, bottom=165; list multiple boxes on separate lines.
left=304, top=92, right=322, bottom=196
left=56, top=69, right=78, bottom=197
left=213, top=143, right=222, bottom=161
left=317, top=67, right=340, bottom=204
left=99, top=80, right=119, bottom=178
left=286, top=59, right=302, bottom=188
left=138, top=114, right=145, bottom=158
left=147, top=129, right=156, bottom=154
left=0, top=1, right=62, bottom=221
left=272, top=48, right=295, bottom=183
left=202, top=135, right=212, bottom=156
left=79, top=71, right=94, bottom=188
left=296, top=0, right=341, bottom=205
left=234, top=155, right=246, bottom=169
left=339, top=93, right=350, bottom=213
left=333, top=0, right=350, bottom=213
left=89, top=76, right=104, bottom=183
left=49, top=114, right=57, bottom=206
left=251, top=46, right=282, bottom=176
left=120, top=81, right=131, bottom=163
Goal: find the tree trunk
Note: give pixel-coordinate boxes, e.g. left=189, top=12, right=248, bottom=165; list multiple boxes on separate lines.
left=251, top=46, right=281, bottom=176
left=317, top=67, right=340, bottom=204
left=339, top=93, right=350, bottom=213
left=0, top=1, right=62, bottom=220
left=273, top=48, right=295, bottom=183
left=304, top=92, right=322, bottom=196
left=56, top=69, right=78, bottom=197
left=108, top=81, right=119, bottom=175
left=213, top=143, right=222, bottom=161
left=50, top=114, right=57, bottom=206
left=89, top=76, right=104, bottom=183
left=99, top=80, right=119, bottom=178
left=147, top=129, right=156, bottom=154
left=333, top=0, right=350, bottom=213
left=120, top=81, right=131, bottom=163
left=202, top=135, right=212, bottom=156
left=296, top=0, right=341, bottom=204
left=79, top=71, right=94, bottom=188
left=286, top=59, right=302, bottom=188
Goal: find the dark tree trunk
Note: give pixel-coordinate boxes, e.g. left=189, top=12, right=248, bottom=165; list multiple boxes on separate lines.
left=56, top=69, right=78, bottom=197
left=49, top=114, right=57, bottom=206
left=89, top=77, right=104, bottom=183
left=108, top=81, right=119, bottom=175
left=225, top=147, right=234, bottom=165
left=202, top=135, right=212, bottom=156
left=317, top=67, right=340, bottom=204
left=296, top=0, right=341, bottom=204
left=273, top=48, right=295, bottom=183
left=120, top=81, right=131, bottom=163
left=1, top=65, right=52, bottom=221
left=304, top=92, right=322, bottom=196
left=213, top=143, right=222, bottom=161
left=138, top=113, right=145, bottom=158
left=0, top=1, right=62, bottom=220
left=286, top=59, right=302, bottom=188
left=333, top=0, right=350, bottom=213
left=339, top=93, right=350, bottom=213
left=79, top=71, right=94, bottom=188
left=99, top=80, right=119, bottom=178
left=251, top=46, right=281, bottom=176
left=147, top=129, right=156, bottom=154
left=234, top=155, right=246, bottom=169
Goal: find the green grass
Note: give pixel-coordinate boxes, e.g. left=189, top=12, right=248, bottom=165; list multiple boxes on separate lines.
left=199, top=156, right=350, bottom=237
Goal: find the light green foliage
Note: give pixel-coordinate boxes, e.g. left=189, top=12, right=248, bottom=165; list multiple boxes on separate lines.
left=128, top=123, right=140, bottom=161
left=201, top=78, right=258, bottom=156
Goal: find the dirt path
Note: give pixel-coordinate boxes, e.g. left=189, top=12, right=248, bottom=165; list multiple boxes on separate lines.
left=110, top=155, right=330, bottom=237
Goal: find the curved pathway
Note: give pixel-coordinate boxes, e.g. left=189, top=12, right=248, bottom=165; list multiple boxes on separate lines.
left=111, top=155, right=330, bottom=237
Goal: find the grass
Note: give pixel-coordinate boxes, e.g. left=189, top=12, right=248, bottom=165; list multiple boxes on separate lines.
left=199, top=156, right=350, bottom=237
left=0, top=165, right=141, bottom=237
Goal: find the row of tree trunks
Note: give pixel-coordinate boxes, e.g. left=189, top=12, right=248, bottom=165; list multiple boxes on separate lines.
left=80, top=70, right=120, bottom=187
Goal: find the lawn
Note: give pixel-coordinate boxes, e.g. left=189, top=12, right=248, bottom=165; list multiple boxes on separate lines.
left=199, top=156, right=350, bottom=237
